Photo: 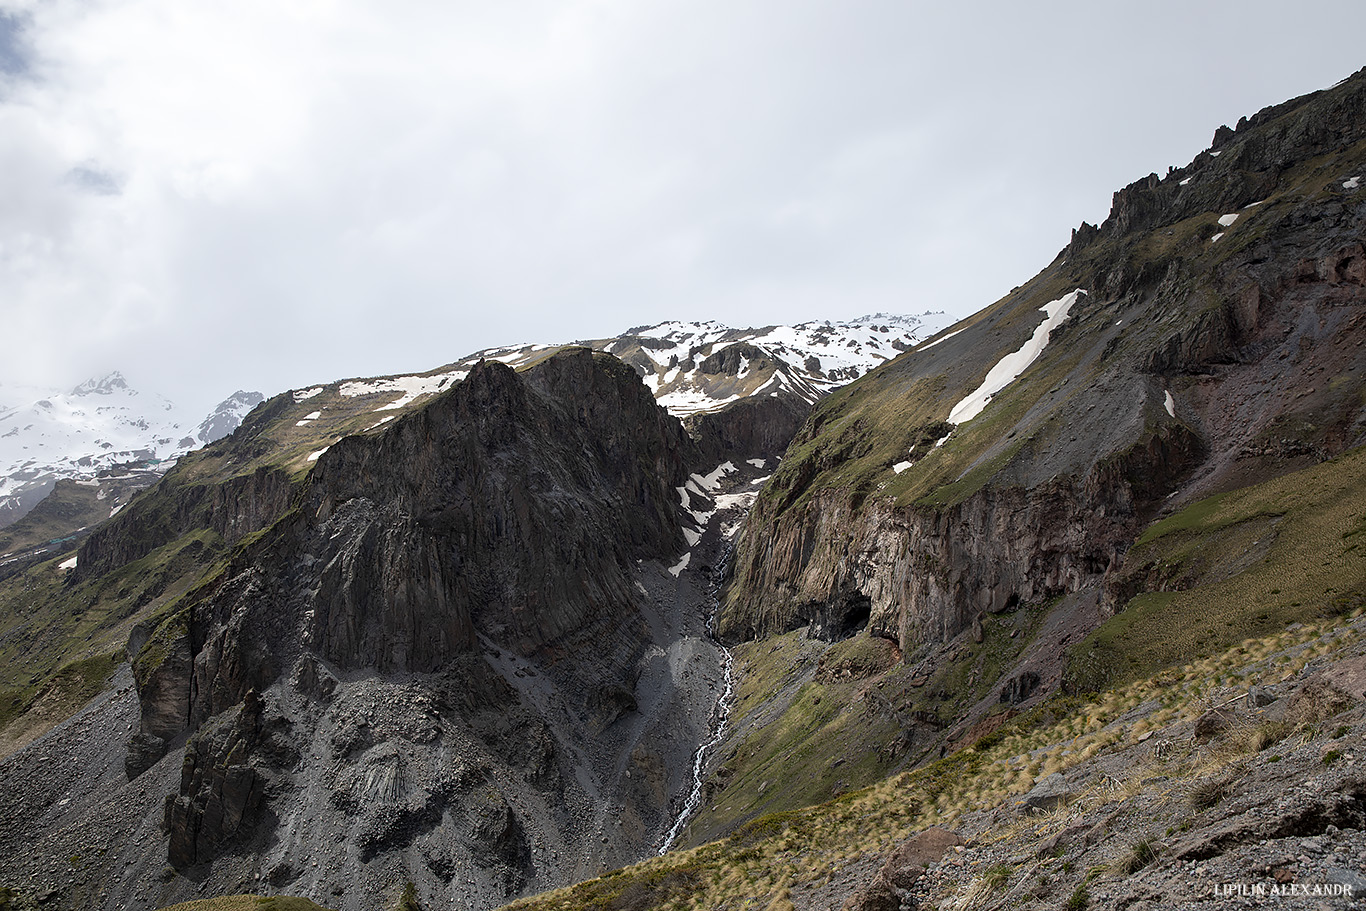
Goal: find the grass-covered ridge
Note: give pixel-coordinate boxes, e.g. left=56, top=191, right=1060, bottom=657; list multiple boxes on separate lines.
left=1065, top=444, right=1366, bottom=692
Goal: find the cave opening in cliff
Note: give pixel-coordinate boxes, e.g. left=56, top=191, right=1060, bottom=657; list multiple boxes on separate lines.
left=839, top=594, right=872, bottom=639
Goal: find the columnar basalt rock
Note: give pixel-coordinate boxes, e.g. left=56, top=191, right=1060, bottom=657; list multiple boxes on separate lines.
left=130, top=350, right=697, bottom=768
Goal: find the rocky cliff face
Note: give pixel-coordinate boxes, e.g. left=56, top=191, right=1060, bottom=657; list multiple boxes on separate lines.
left=144, top=350, right=692, bottom=730
left=106, top=348, right=735, bottom=910
left=685, top=395, right=811, bottom=464
left=75, top=463, right=296, bottom=581
left=1, top=308, right=829, bottom=910
left=721, top=67, right=1366, bottom=670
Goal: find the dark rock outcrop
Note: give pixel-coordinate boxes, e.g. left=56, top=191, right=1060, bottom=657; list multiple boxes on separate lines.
left=164, top=692, right=269, bottom=869
left=721, top=421, right=1202, bottom=648
left=697, top=341, right=772, bottom=376
left=1099, top=66, right=1366, bottom=242
left=131, top=349, right=696, bottom=763
left=686, top=395, right=811, bottom=464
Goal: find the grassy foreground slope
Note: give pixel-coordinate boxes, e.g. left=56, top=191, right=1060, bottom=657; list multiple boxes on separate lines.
left=497, top=446, right=1366, bottom=911
left=498, top=610, right=1363, bottom=911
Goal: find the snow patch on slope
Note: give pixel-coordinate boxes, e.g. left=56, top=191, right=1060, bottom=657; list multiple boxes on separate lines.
left=669, top=461, right=743, bottom=571
left=947, top=290, right=1085, bottom=426
left=339, top=371, right=468, bottom=412
left=919, top=326, right=966, bottom=351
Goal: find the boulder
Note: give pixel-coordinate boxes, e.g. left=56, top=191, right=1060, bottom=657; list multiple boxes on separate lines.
left=1320, top=655, right=1366, bottom=702
left=1194, top=707, right=1238, bottom=742
left=1246, top=685, right=1276, bottom=708
left=1018, top=772, right=1073, bottom=814
left=842, top=827, right=964, bottom=911
left=882, top=827, right=965, bottom=889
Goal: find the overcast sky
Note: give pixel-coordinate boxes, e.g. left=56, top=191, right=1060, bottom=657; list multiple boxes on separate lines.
left=0, top=0, right=1362, bottom=416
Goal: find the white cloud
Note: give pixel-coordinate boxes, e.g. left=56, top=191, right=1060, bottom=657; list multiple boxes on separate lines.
left=0, top=0, right=1362, bottom=414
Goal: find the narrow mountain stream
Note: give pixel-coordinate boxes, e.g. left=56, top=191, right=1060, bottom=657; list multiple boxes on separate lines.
left=658, top=551, right=737, bottom=854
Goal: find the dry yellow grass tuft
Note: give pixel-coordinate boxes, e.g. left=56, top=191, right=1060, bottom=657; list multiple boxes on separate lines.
left=158, top=897, right=336, bottom=911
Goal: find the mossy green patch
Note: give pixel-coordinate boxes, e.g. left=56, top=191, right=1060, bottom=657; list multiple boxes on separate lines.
left=680, top=630, right=908, bottom=846
left=0, top=651, right=118, bottom=738
left=697, top=594, right=1054, bottom=846
left=0, top=527, right=224, bottom=752
left=1065, top=445, right=1366, bottom=692
left=132, top=605, right=192, bottom=689
left=0, top=528, right=221, bottom=691
left=158, top=897, right=337, bottom=911
left=921, top=601, right=1053, bottom=722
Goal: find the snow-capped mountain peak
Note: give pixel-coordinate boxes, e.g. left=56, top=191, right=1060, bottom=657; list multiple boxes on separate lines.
left=569, top=312, right=958, bottom=416
left=0, top=379, right=263, bottom=528
left=71, top=371, right=132, bottom=397
left=196, top=391, right=266, bottom=445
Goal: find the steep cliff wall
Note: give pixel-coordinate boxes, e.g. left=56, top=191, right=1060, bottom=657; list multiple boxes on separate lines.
left=685, top=395, right=811, bottom=464
left=134, top=348, right=695, bottom=754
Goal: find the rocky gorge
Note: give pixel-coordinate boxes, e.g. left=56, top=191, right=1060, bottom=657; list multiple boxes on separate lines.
left=0, top=348, right=773, bottom=910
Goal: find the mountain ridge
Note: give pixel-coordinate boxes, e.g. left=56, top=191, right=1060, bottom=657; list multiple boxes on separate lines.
left=0, top=375, right=265, bottom=533
left=0, top=67, right=1364, bottom=911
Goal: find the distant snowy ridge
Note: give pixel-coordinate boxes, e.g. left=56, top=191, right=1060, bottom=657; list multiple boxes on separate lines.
left=0, top=373, right=263, bottom=528
left=1, top=313, right=951, bottom=529
left=586, top=312, right=955, bottom=417
left=372, top=313, right=957, bottom=420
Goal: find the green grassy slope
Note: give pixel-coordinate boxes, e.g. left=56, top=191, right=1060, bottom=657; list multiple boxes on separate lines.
left=1065, top=444, right=1366, bottom=692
